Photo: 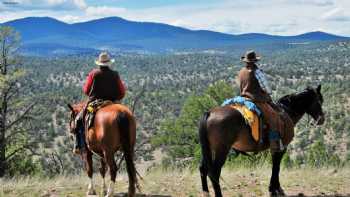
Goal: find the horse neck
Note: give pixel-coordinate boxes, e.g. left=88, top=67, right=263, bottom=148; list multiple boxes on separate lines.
left=279, top=93, right=312, bottom=125
left=288, top=110, right=304, bottom=125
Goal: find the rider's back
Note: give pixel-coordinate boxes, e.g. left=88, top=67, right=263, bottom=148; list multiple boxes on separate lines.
left=238, top=65, right=270, bottom=102
left=89, top=66, right=121, bottom=101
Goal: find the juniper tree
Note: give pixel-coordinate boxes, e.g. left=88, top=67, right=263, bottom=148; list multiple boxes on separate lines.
left=0, top=26, right=38, bottom=177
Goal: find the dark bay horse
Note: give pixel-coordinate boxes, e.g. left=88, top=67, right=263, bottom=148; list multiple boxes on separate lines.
left=68, top=102, right=137, bottom=197
left=199, top=85, right=325, bottom=197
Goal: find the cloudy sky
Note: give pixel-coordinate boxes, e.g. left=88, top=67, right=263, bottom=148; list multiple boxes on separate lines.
left=0, top=0, right=349, bottom=36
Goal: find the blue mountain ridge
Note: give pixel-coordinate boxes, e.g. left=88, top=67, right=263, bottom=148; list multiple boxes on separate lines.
left=1, top=16, right=348, bottom=55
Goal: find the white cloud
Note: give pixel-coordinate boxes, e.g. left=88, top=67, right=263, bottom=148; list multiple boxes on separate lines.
left=322, top=7, right=350, bottom=21
left=85, top=6, right=126, bottom=17
left=282, top=0, right=335, bottom=6
left=73, top=0, right=87, bottom=9
left=1, top=0, right=87, bottom=10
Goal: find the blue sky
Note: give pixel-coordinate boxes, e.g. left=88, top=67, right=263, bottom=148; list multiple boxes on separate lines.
left=0, top=0, right=350, bottom=36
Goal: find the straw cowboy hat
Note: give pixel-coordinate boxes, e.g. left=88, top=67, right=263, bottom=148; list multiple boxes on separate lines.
left=241, top=50, right=261, bottom=63
left=95, top=52, right=115, bottom=66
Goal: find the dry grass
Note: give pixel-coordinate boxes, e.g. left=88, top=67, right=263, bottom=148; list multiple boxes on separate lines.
left=0, top=167, right=349, bottom=197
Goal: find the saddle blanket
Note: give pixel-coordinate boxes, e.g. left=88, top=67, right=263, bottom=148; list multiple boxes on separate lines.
left=222, top=96, right=261, bottom=142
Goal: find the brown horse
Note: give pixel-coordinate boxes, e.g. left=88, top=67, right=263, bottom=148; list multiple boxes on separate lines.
left=67, top=102, right=137, bottom=197
left=199, top=85, right=325, bottom=197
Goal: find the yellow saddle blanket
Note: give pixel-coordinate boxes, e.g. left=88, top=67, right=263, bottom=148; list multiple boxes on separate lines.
left=229, top=104, right=260, bottom=142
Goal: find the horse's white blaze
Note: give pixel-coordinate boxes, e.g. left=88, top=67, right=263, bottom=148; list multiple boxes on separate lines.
left=106, top=181, right=115, bottom=197
left=202, top=192, right=210, bottom=197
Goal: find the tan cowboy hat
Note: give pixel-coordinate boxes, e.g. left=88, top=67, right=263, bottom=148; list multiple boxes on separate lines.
left=241, top=50, right=261, bottom=63
left=95, top=52, right=115, bottom=66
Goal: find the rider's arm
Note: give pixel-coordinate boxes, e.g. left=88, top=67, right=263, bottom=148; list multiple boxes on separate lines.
left=116, top=77, right=126, bottom=100
left=82, top=70, right=97, bottom=95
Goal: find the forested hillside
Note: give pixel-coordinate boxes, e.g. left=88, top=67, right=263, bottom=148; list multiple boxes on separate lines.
left=2, top=17, right=348, bottom=55
left=1, top=30, right=349, bottom=176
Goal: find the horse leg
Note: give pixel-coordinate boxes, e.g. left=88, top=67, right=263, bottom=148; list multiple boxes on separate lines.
left=105, top=152, right=117, bottom=197
left=269, top=150, right=286, bottom=197
left=208, top=147, right=230, bottom=197
left=124, top=150, right=136, bottom=197
left=118, top=111, right=136, bottom=197
left=99, top=158, right=107, bottom=196
left=199, top=157, right=209, bottom=197
left=84, top=150, right=96, bottom=195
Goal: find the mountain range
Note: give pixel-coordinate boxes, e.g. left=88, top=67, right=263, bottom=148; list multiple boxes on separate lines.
left=1, top=16, right=349, bottom=55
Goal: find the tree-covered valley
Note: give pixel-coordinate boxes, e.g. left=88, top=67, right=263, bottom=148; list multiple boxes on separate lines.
left=0, top=23, right=349, bottom=196
left=1, top=39, right=347, bottom=176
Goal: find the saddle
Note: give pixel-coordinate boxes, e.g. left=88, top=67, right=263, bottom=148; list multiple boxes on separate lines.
left=222, top=96, right=263, bottom=143
left=222, top=96, right=294, bottom=145
left=84, top=99, right=114, bottom=131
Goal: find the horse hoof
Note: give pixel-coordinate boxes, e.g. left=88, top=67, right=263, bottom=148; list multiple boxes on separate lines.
left=202, top=191, right=210, bottom=197
left=104, top=193, right=113, bottom=197
left=87, top=189, right=97, bottom=195
left=270, top=191, right=286, bottom=197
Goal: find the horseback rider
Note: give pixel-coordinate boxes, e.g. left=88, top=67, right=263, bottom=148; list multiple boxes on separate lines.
left=73, top=51, right=126, bottom=154
left=238, top=50, right=284, bottom=152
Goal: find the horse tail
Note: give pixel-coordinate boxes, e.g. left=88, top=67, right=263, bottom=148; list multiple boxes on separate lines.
left=117, top=112, right=137, bottom=194
left=199, top=111, right=212, bottom=172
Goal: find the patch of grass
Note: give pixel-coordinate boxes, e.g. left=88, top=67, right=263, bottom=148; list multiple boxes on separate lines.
left=0, top=167, right=349, bottom=197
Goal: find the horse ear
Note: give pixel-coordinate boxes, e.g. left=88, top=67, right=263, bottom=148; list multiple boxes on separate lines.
left=67, top=104, right=74, bottom=111
left=316, top=84, right=321, bottom=93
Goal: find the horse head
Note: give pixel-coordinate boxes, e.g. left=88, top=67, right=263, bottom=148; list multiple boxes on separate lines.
left=67, top=102, right=84, bottom=134
left=304, top=85, right=325, bottom=125
left=278, top=84, right=325, bottom=125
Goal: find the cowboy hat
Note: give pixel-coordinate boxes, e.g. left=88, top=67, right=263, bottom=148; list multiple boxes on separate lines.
left=95, top=52, right=115, bottom=66
left=241, top=50, right=261, bottom=63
